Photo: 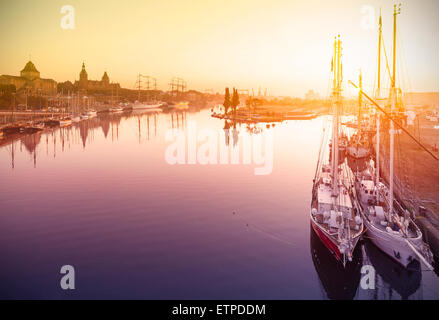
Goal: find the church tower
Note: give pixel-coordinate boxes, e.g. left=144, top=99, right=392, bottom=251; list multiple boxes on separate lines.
left=101, top=71, right=110, bottom=85
left=79, top=62, right=88, bottom=89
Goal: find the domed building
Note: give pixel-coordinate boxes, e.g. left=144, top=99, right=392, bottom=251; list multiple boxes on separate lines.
left=74, top=62, right=119, bottom=92
left=0, top=60, right=57, bottom=95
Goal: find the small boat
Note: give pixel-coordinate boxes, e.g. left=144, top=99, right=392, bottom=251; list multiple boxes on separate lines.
left=80, top=113, right=89, bottom=120
left=109, top=106, right=124, bottom=113
left=166, top=101, right=189, bottom=110
left=33, top=122, right=45, bottom=130
left=2, top=124, right=23, bottom=134
left=44, top=119, right=60, bottom=127
left=175, top=102, right=189, bottom=110
left=59, top=117, right=72, bottom=127
left=23, top=121, right=45, bottom=133
left=132, top=102, right=163, bottom=110
left=71, top=115, right=81, bottom=123
left=87, top=110, right=97, bottom=118
left=284, top=111, right=317, bottom=120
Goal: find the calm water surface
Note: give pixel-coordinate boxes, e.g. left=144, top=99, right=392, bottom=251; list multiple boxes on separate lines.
left=1, top=108, right=438, bottom=299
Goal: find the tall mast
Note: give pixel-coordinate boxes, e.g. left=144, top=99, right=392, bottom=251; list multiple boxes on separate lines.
left=376, top=115, right=380, bottom=186
left=331, top=35, right=342, bottom=196
left=377, top=9, right=382, bottom=99
left=137, top=74, right=141, bottom=102
left=358, top=70, right=362, bottom=135
left=331, top=37, right=337, bottom=182
left=375, top=10, right=382, bottom=186
left=390, top=4, right=401, bottom=216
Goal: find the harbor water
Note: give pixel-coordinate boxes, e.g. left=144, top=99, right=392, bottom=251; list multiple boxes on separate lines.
left=1, top=108, right=439, bottom=299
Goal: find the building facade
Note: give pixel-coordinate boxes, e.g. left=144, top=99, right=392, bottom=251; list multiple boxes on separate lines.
left=0, top=61, right=57, bottom=95
left=74, top=63, right=120, bottom=92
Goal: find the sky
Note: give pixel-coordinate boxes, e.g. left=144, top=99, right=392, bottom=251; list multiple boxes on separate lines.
left=0, top=0, right=438, bottom=97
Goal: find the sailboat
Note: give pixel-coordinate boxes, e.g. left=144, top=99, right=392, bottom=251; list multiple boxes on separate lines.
left=354, top=5, right=433, bottom=269
left=109, top=86, right=124, bottom=113
left=347, top=70, right=371, bottom=159
left=84, top=96, right=97, bottom=118
left=311, top=36, right=364, bottom=266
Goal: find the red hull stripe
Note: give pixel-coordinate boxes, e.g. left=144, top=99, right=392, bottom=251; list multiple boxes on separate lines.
left=311, top=219, right=341, bottom=261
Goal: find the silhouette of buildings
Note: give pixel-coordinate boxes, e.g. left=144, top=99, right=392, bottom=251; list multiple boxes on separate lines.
left=0, top=60, right=57, bottom=95
left=74, top=62, right=120, bottom=92
left=305, top=89, right=319, bottom=100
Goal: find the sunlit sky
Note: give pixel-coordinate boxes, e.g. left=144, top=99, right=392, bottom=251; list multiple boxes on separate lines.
left=1, top=0, right=438, bottom=97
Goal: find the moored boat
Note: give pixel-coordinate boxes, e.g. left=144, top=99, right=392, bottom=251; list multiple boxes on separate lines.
left=109, top=106, right=124, bottom=113
left=59, top=117, right=72, bottom=127
left=132, top=101, right=163, bottom=110
left=87, top=110, right=97, bottom=118
left=353, top=6, right=433, bottom=270
left=311, top=36, right=364, bottom=266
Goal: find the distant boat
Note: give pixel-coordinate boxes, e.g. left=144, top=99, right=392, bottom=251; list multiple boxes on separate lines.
left=109, top=106, right=124, bottom=113
left=24, top=121, right=45, bottom=133
left=2, top=124, right=23, bottom=134
left=71, top=115, right=81, bottom=123
left=174, top=101, right=189, bottom=110
left=284, top=111, right=317, bottom=120
left=59, top=117, right=72, bottom=127
left=132, top=101, right=163, bottom=110
left=80, top=113, right=89, bottom=120
left=44, top=119, right=60, bottom=127
left=87, top=110, right=97, bottom=118
left=164, top=101, right=189, bottom=110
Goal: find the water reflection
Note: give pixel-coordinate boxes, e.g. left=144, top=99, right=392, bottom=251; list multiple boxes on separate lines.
left=310, top=225, right=362, bottom=300
left=311, top=226, right=424, bottom=300
left=1, top=109, right=168, bottom=168
left=0, top=110, right=438, bottom=299
left=362, top=240, right=422, bottom=300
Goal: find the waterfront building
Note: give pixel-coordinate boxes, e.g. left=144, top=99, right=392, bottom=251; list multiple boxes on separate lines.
left=74, top=62, right=120, bottom=92
left=0, top=60, right=57, bottom=95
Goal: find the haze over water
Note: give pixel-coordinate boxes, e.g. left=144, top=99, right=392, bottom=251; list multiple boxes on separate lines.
left=1, top=109, right=438, bottom=299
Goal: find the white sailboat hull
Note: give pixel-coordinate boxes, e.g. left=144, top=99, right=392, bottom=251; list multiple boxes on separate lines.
left=132, top=103, right=162, bottom=110
left=363, top=217, right=421, bottom=267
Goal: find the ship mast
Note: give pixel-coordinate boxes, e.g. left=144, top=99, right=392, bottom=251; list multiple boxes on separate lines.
left=389, top=4, right=401, bottom=216
left=358, top=70, right=362, bottom=137
left=377, top=9, right=382, bottom=99
left=331, top=35, right=342, bottom=196
left=375, top=10, right=382, bottom=187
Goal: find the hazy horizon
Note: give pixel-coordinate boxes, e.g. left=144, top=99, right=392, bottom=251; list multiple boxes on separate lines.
left=1, top=0, right=439, bottom=98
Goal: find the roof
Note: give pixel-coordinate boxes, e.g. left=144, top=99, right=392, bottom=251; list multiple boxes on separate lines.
left=21, top=61, right=39, bottom=73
